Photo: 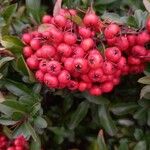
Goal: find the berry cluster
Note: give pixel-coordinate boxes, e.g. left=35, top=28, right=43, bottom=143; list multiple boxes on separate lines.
left=0, top=134, right=29, bottom=150
left=22, top=8, right=150, bottom=96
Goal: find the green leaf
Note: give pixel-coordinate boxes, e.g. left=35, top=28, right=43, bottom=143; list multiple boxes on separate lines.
left=133, top=141, right=147, bottom=150
left=98, top=105, right=117, bottom=136
left=34, top=116, right=47, bottom=129
left=26, top=0, right=42, bottom=24
left=0, top=57, right=14, bottom=69
left=110, top=103, right=138, bottom=115
left=12, top=123, right=31, bottom=139
left=127, top=16, right=138, bottom=28
left=118, top=119, right=134, bottom=126
left=134, top=129, right=144, bottom=140
left=30, top=103, right=41, bottom=116
left=69, top=101, right=89, bottom=129
left=140, top=85, right=150, bottom=99
left=95, top=0, right=117, bottom=5
left=118, top=139, right=129, bottom=150
left=30, top=139, right=41, bottom=150
left=2, top=100, right=28, bottom=113
left=134, top=108, right=147, bottom=122
left=1, top=35, right=24, bottom=54
left=0, top=103, right=15, bottom=116
left=101, top=12, right=127, bottom=24
left=0, top=17, right=6, bottom=27
left=3, top=79, right=34, bottom=97
left=138, top=76, right=150, bottom=84
left=16, top=55, right=36, bottom=82
left=2, top=4, right=17, bottom=23
left=0, top=117, right=17, bottom=125
left=134, top=10, right=148, bottom=28
left=97, top=130, right=108, bottom=150
left=68, top=15, right=83, bottom=25
left=147, top=109, right=150, bottom=126
left=26, top=122, right=40, bottom=143
left=83, top=92, right=110, bottom=105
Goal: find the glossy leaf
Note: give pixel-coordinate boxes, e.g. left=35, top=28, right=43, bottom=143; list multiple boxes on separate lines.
left=30, top=139, right=41, bottom=150
left=140, top=85, right=150, bottom=99
left=69, top=101, right=89, bottom=129
left=138, top=76, right=150, bottom=84
left=98, top=105, right=117, bottom=136
left=34, top=116, right=47, bottom=129
left=118, top=139, right=129, bottom=150
left=110, top=103, right=138, bottom=115
left=0, top=57, right=14, bottom=69
left=0, top=117, right=17, bottom=125
left=1, top=35, right=24, bottom=54
left=83, top=92, right=110, bottom=105
left=2, top=4, right=17, bottom=23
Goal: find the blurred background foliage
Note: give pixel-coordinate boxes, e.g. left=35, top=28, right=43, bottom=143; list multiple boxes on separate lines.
left=0, top=0, right=150, bottom=150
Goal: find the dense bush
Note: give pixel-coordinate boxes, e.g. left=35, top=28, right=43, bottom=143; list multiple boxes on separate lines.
left=0, top=0, right=150, bottom=149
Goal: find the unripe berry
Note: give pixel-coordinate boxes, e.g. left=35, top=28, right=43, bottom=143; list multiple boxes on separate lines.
left=47, top=61, right=61, bottom=75
left=105, top=47, right=121, bottom=63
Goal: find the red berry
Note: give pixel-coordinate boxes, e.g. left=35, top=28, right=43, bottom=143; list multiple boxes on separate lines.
left=81, top=38, right=94, bottom=51
left=30, top=39, right=41, bottom=51
left=22, top=33, right=33, bottom=44
left=89, top=86, right=102, bottom=96
left=23, top=46, right=33, bottom=58
left=73, top=58, right=88, bottom=73
left=146, top=17, right=150, bottom=32
left=64, top=57, right=74, bottom=71
left=44, top=73, right=58, bottom=88
left=47, top=61, right=61, bottom=75
left=105, top=47, right=121, bottom=63
left=103, top=61, right=116, bottom=75
left=104, top=24, right=120, bottom=39
left=81, top=74, right=91, bottom=83
left=88, top=53, right=103, bottom=68
left=54, top=15, right=67, bottom=28
left=83, top=13, right=99, bottom=27
left=41, top=45, right=56, bottom=58
left=57, top=43, right=72, bottom=57
left=58, top=70, right=71, bottom=84
left=113, top=78, right=120, bottom=85
left=101, top=82, right=114, bottom=93
left=15, top=146, right=24, bottom=150
left=35, top=70, right=44, bottom=82
left=88, top=68, right=103, bottom=82
left=116, top=36, right=129, bottom=51
left=72, top=46, right=85, bottom=58
left=78, top=27, right=92, bottom=38
left=127, top=35, right=136, bottom=47
left=42, top=15, right=52, bottom=23
left=78, top=82, right=87, bottom=92
left=136, top=31, right=150, bottom=46
left=68, top=80, right=78, bottom=91
left=128, top=56, right=141, bottom=65
left=132, top=45, right=147, bottom=56
left=64, top=32, right=77, bottom=45
left=7, top=147, right=16, bottom=150
left=117, top=57, right=127, bottom=69
left=39, top=59, right=48, bottom=73
left=26, top=56, right=39, bottom=70
left=106, top=37, right=117, bottom=46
